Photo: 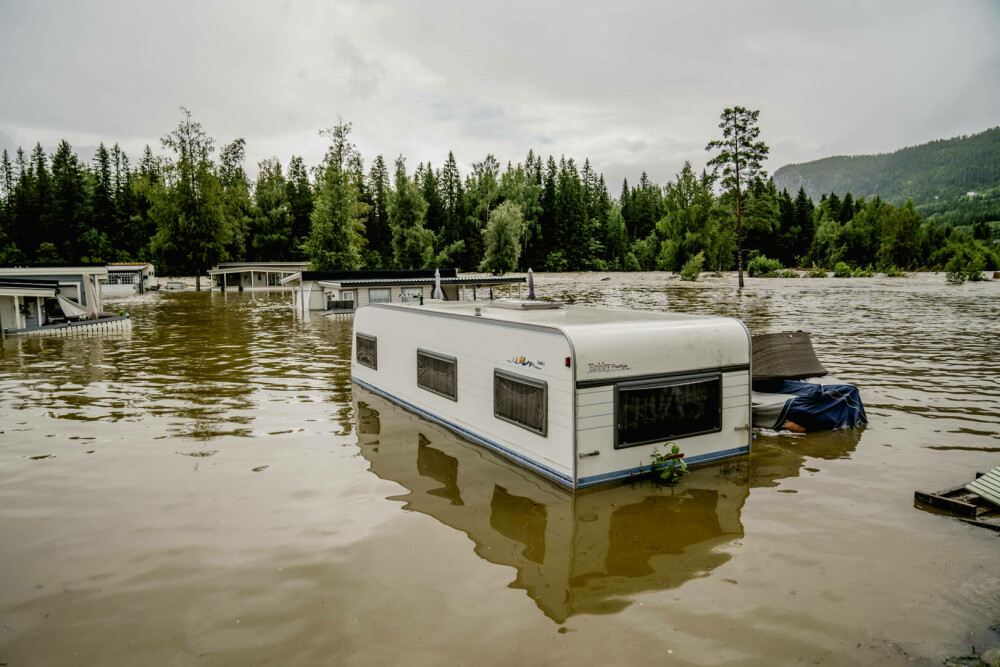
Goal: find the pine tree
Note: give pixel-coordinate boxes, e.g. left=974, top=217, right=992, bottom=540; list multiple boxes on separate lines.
left=148, top=107, right=227, bottom=287
left=706, top=106, right=770, bottom=287
left=25, top=144, right=53, bottom=260
left=421, top=163, right=445, bottom=238
left=792, top=186, right=815, bottom=263
left=247, top=157, right=293, bottom=261
left=304, top=120, right=368, bottom=271
left=91, top=143, right=114, bottom=257
left=218, top=138, right=253, bottom=262
left=49, top=140, right=89, bottom=262
left=439, top=151, right=462, bottom=248
left=365, top=154, right=392, bottom=267
left=389, top=156, right=434, bottom=269
left=285, top=155, right=313, bottom=250
left=538, top=156, right=558, bottom=267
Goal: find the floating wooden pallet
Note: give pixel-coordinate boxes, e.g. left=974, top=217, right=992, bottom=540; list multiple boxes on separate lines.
left=915, top=470, right=1000, bottom=532
left=966, top=465, right=1000, bottom=508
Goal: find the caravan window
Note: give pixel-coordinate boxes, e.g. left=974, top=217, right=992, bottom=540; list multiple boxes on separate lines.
left=369, top=288, right=391, bottom=303
left=494, top=370, right=547, bottom=436
left=356, top=333, right=377, bottom=370
left=417, top=349, right=457, bottom=400
left=615, top=374, right=721, bottom=448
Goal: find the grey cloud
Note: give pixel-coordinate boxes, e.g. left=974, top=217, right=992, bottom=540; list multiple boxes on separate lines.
left=1, top=0, right=998, bottom=191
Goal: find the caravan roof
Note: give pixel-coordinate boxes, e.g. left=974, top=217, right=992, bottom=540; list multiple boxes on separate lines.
left=363, top=300, right=751, bottom=382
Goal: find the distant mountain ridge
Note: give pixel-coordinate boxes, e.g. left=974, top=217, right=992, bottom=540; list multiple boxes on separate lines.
left=773, top=126, right=1000, bottom=205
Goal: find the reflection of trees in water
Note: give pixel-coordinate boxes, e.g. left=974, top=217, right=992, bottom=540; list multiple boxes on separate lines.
left=355, top=386, right=864, bottom=622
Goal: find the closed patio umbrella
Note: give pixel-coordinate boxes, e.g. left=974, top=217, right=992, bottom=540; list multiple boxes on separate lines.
left=527, top=268, right=535, bottom=300
left=432, top=268, right=444, bottom=300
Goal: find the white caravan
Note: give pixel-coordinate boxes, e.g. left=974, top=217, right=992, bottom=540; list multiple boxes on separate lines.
left=351, top=300, right=752, bottom=489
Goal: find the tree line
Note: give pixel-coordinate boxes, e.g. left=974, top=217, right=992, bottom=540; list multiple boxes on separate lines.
left=1, top=107, right=997, bottom=279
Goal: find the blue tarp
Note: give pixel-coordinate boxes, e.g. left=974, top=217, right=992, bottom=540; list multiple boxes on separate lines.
left=754, top=380, right=868, bottom=432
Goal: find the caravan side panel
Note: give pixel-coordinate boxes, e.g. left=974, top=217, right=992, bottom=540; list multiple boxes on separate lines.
left=352, top=305, right=576, bottom=486
left=574, top=369, right=750, bottom=487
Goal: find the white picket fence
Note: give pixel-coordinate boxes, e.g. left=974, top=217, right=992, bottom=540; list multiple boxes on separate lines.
left=14, top=316, right=132, bottom=338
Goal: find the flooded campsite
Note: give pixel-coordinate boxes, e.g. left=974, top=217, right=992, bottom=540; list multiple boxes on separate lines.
left=1, top=272, right=998, bottom=666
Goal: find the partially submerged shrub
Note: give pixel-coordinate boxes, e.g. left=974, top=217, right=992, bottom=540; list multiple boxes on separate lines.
left=680, top=251, right=705, bottom=281
left=807, top=266, right=828, bottom=278
left=747, top=255, right=784, bottom=277
left=882, top=265, right=905, bottom=277
left=853, top=265, right=876, bottom=277
left=833, top=262, right=875, bottom=278
left=945, top=248, right=987, bottom=284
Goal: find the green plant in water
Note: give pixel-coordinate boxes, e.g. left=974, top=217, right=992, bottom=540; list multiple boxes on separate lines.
left=853, top=264, right=876, bottom=277
left=679, top=251, right=705, bottom=282
left=944, top=248, right=985, bottom=284
left=747, top=254, right=783, bottom=277
left=833, top=261, right=852, bottom=278
left=807, top=266, right=828, bottom=278
left=882, top=265, right=905, bottom=277
left=650, top=444, right=688, bottom=486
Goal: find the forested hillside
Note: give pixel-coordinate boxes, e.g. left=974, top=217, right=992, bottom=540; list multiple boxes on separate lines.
left=774, top=127, right=1000, bottom=224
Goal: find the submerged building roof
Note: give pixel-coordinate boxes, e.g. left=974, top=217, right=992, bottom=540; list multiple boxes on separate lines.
left=300, top=269, right=458, bottom=282
left=0, top=277, right=61, bottom=297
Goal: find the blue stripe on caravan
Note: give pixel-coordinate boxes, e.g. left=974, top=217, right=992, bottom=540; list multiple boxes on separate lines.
left=576, top=446, right=751, bottom=488
left=352, top=377, right=575, bottom=488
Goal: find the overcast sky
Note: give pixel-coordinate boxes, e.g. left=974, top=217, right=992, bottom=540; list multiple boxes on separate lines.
left=1, top=0, right=998, bottom=188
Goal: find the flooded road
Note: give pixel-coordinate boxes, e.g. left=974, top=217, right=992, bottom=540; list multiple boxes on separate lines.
left=1, top=273, right=998, bottom=666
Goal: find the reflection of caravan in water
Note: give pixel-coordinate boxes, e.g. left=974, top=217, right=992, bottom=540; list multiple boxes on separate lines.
left=355, top=386, right=750, bottom=622
left=351, top=300, right=753, bottom=489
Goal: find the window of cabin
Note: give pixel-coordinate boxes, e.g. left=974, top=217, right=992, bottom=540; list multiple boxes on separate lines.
left=369, top=288, right=391, bottom=304
left=417, top=349, right=457, bottom=400
left=356, top=333, right=377, bottom=370
left=401, top=287, right=422, bottom=303
left=614, top=374, right=722, bottom=449
left=494, top=370, right=547, bottom=436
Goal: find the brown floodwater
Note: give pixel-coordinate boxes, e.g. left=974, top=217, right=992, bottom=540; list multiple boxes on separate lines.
left=1, top=272, right=998, bottom=666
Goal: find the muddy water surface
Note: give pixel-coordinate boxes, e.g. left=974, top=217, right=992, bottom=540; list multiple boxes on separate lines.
left=1, top=273, right=998, bottom=666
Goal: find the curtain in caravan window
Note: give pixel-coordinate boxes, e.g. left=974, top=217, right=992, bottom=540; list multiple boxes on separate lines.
left=616, top=375, right=721, bottom=448
left=417, top=350, right=457, bottom=400
left=494, top=370, right=547, bottom=436
left=356, top=334, right=377, bottom=369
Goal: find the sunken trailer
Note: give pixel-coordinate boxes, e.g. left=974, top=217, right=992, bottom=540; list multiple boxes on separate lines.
left=351, top=299, right=752, bottom=490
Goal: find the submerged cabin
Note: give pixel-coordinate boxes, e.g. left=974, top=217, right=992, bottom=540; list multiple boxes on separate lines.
left=103, top=262, right=155, bottom=297
left=208, top=262, right=310, bottom=291
left=282, top=269, right=527, bottom=314
left=351, top=299, right=752, bottom=489
left=0, top=264, right=131, bottom=336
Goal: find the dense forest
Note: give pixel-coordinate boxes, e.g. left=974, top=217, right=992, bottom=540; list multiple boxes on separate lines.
left=0, top=109, right=997, bottom=278
left=774, top=126, right=1000, bottom=228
